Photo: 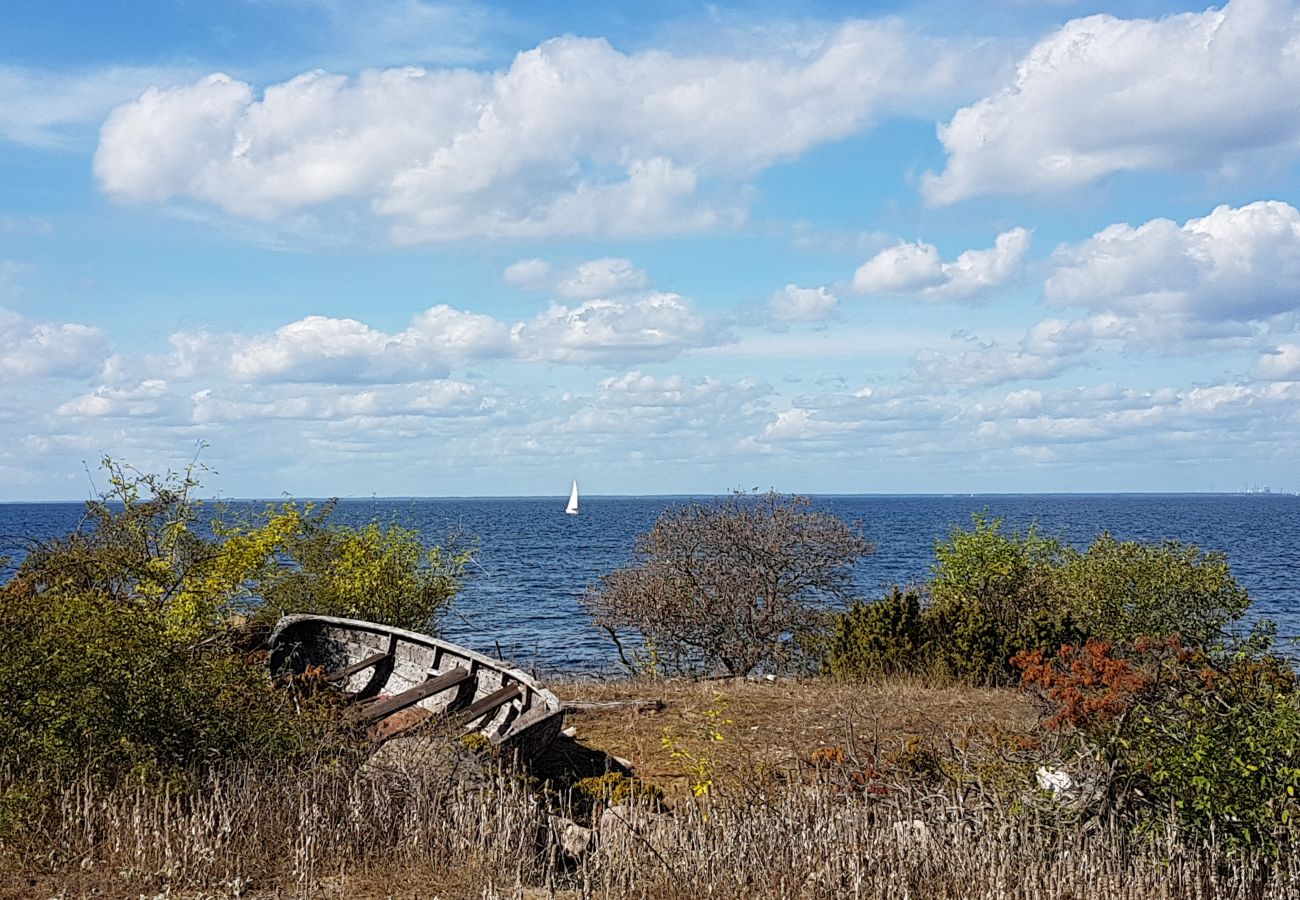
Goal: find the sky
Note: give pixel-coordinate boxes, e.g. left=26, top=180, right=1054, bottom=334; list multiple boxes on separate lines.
left=3, top=0, right=1300, bottom=499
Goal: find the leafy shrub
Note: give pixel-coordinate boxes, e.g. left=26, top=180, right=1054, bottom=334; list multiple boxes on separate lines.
left=826, top=587, right=928, bottom=679
left=925, top=515, right=1073, bottom=682
left=582, top=492, right=873, bottom=676
left=827, top=514, right=1252, bottom=685
left=1055, top=533, right=1250, bottom=647
left=1014, top=633, right=1300, bottom=848
left=0, top=457, right=466, bottom=788
left=1, top=558, right=330, bottom=787
left=239, top=504, right=470, bottom=633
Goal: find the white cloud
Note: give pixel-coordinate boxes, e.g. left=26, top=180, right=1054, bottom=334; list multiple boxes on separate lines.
left=95, top=22, right=962, bottom=240
left=0, top=307, right=108, bottom=380
left=852, top=228, right=1029, bottom=301
left=517, top=292, right=728, bottom=365
left=925, top=0, right=1300, bottom=203
left=55, top=380, right=175, bottom=419
left=556, top=258, right=648, bottom=300
left=164, top=290, right=725, bottom=384
left=1046, top=201, right=1300, bottom=338
left=770, top=284, right=838, bottom=321
left=503, top=258, right=552, bottom=290
left=172, top=305, right=512, bottom=383
left=972, top=380, right=1300, bottom=445
left=853, top=242, right=943, bottom=293
left=913, top=315, right=1128, bottom=386
left=1255, top=342, right=1300, bottom=379
left=188, top=379, right=485, bottom=424
left=759, top=382, right=951, bottom=445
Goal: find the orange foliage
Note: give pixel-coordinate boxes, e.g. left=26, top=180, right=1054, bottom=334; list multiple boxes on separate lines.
left=1012, top=639, right=1154, bottom=731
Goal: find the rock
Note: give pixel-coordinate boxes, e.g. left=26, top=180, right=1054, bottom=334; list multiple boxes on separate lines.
left=1036, top=765, right=1074, bottom=796
left=598, top=804, right=676, bottom=856
left=891, top=818, right=932, bottom=849
left=549, top=815, right=596, bottom=862
left=361, top=732, right=489, bottom=789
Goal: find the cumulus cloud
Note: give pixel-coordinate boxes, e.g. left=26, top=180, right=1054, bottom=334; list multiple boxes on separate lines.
left=925, top=0, right=1300, bottom=203
left=55, top=380, right=176, bottom=419
left=770, top=284, right=838, bottom=321
left=517, top=293, right=728, bottom=364
left=556, top=258, right=648, bottom=300
left=759, top=382, right=950, bottom=445
left=188, top=379, right=485, bottom=424
left=913, top=315, right=1128, bottom=386
left=505, top=257, right=649, bottom=298
left=852, top=228, right=1029, bottom=302
left=172, top=305, right=512, bottom=383
left=503, top=258, right=552, bottom=290
left=972, top=380, right=1300, bottom=445
left=165, top=291, right=724, bottom=384
left=95, top=22, right=964, bottom=240
left=0, top=307, right=108, bottom=380
left=1047, top=201, right=1300, bottom=338
left=1255, top=342, right=1300, bottom=379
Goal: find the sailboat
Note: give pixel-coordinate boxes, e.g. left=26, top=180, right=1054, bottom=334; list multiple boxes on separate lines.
left=565, top=479, right=579, bottom=515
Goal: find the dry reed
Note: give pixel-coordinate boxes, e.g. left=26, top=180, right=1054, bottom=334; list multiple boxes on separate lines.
left=6, top=757, right=1299, bottom=900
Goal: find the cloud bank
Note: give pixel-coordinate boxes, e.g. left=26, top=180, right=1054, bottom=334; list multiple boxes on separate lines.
left=94, top=22, right=970, bottom=240
left=925, top=0, right=1300, bottom=203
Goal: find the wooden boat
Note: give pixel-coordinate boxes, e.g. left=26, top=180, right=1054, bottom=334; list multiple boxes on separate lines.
left=268, top=614, right=565, bottom=759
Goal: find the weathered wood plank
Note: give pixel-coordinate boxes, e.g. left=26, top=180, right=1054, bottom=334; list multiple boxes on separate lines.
left=563, top=699, right=665, bottom=713
left=454, top=683, right=523, bottom=727
left=326, top=650, right=391, bottom=683
left=350, top=667, right=472, bottom=724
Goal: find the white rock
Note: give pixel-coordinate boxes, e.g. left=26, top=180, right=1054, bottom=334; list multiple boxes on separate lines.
left=549, top=814, right=595, bottom=861
left=1036, top=765, right=1074, bottom=796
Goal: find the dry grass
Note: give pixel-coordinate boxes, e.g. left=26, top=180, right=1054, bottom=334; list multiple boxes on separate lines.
left=4, top=677, right=1298, bottom=899
left=555, top=675, right=1038, bottom=798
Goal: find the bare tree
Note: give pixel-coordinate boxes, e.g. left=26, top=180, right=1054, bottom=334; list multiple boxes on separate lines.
left=582, top=492, right=874, bottom=676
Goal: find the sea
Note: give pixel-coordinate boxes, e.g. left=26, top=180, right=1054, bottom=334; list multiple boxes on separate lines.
left=2, top=493, right=1297, bottom=673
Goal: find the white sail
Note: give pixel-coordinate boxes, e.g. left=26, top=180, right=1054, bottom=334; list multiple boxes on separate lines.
left=565, top=479, right=579, bottom=515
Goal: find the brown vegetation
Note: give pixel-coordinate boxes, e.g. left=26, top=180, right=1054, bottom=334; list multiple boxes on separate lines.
left=6, top=676, right=1299, bottom=899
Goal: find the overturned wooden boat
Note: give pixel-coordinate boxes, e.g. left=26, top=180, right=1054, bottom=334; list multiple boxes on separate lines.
left=268, top=614, right=564, bottom=759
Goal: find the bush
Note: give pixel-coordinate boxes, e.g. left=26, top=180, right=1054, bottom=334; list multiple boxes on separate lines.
left=236, top=504, right=470, bottom=633
left=825, top=587, right=928, bottom=679
left=925, top=515, right=1074, bottom=682
left=827, top=515, right=1077, bottom=683
left=1014, top=632, right=1300, bottom=849
left=1056, top=533, right=1250, bottom=647
left=0, top=457, right=467, bottom=788
left=826, top=515, right=1253, bottom=685
left=582, top=492, right=873, bottom=676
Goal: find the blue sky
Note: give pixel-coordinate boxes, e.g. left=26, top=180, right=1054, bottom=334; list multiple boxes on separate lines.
left=3, top=0, right=1300, bottom=499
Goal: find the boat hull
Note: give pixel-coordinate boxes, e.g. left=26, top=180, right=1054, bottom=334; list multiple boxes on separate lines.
left=268, top=614, right=564, bottom=760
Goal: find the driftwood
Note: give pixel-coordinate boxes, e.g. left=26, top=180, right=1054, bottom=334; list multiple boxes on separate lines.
left=563, top=698, right=665, bottom=713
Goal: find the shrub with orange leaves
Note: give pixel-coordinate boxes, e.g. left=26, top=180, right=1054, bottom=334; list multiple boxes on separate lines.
left=1013, top=629, right=1300, bottom=850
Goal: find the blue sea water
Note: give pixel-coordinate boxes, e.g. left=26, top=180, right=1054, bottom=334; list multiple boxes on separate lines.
left=2, top=494, right=1297, bottom=672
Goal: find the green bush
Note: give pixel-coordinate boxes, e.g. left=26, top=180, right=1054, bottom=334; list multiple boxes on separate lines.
left=826, top=587, right=928, bottom=679
left=925, top=515, right=1071, bottom=682
left=0, top=457, right=467, bottom=790
left=826, top=514, right=1252, bottom=685
left=237, top=504, right=470, bottom=633
left=1056, top=533, right=1250, bottom=647
left=1015, top=631, right=1300, bottom=849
